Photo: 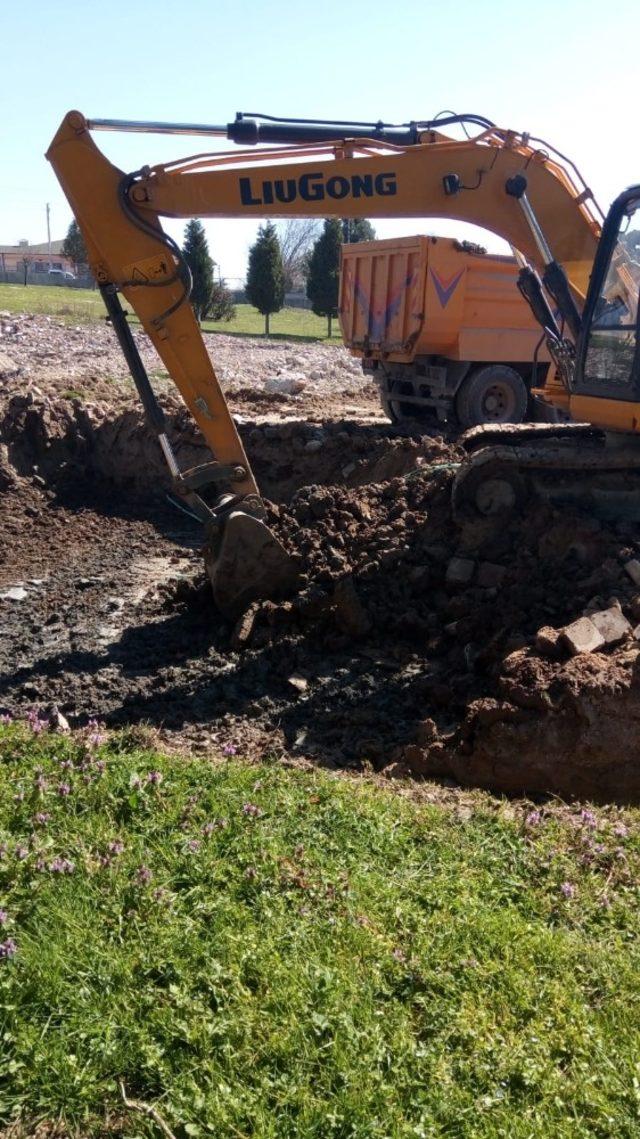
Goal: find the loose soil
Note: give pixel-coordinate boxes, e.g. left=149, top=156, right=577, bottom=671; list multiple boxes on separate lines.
left=3, top=315, right=640, bottom=801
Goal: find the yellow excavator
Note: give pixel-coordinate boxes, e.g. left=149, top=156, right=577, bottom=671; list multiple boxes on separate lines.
left=46, top=111, right=639, bottom=615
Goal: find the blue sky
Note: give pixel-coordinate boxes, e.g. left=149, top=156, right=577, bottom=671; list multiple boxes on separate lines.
left=1, top=0, right=638, bottom=283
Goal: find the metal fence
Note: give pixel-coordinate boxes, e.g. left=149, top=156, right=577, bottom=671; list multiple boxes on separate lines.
left=0, top=270, right=96, bottom=288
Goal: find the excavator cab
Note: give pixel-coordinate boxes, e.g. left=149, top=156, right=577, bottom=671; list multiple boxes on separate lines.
left=575, top=187, right=640, bottom=404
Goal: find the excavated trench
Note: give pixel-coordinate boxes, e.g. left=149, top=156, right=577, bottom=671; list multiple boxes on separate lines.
left=4, top=389, right=640, bottom=801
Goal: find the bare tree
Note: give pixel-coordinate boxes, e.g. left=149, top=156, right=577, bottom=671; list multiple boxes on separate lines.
left=277, top=219, right=321, bottom=293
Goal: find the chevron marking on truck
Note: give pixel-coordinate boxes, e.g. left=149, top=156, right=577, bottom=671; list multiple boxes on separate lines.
left=430, top=267, right=464, bottom=308
left=352, top=271, right=417, bottom=340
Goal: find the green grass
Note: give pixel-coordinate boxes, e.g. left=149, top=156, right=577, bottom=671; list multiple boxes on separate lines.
left=1, top=723, right=640, bottom=1137
left=0, top=283, right=106, bottom=322
left=201, top=303, right=341, bottom=341
left=0, top=285, right=341, bottom=342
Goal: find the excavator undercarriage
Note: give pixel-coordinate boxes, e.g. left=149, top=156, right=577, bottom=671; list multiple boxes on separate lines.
left=454, top=423, right=640, bottom=525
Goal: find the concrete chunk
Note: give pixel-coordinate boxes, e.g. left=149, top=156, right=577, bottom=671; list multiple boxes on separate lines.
left=561, top=616, right=605, bottom=656
left=589, top=605, right=632, bottom=646
left=446, top=557, right=475, bottom=587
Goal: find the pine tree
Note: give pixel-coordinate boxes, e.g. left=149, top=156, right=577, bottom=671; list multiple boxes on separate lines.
left=62, top=219, right=88, bottom=273
left=306, top=218, right=342, bottom=337
left=246, top=223, right=285, bottom=335
left=341, top=218, right=376, bottom=244
left=182, top=220, right=214, bottom=323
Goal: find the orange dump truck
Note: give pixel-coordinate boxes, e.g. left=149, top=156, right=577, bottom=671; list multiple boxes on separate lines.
left=339, top=235, right=552, bottom=427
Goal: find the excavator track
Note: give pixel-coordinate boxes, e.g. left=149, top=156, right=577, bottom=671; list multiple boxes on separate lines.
left=459, top=421, right=604, bottom=453
left=453, top=425, right=640, bottom=522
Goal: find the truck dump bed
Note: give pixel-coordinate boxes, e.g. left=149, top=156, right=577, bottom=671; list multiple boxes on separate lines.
left=339, top=235, right=546, bottom=364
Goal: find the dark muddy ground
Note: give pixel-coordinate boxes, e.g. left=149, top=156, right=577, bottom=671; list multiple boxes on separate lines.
left=3, top=340, right=640, bottom=800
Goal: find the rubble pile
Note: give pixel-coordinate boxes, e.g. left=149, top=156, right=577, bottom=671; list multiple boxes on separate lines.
left=0, top=313, right=376, bottom=419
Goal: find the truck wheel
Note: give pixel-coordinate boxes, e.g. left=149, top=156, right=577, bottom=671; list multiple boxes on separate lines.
left=380, top=383, right=436, bottom=425
left=455, top=365, right=528, bottom=429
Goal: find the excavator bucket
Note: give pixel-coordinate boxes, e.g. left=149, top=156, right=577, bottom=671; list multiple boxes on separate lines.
left=204, top=511, right=300, bottom=619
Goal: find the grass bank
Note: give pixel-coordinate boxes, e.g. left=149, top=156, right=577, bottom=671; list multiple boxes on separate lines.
left=0, top=285, right=341, bottom=342
left=1, top=723, right=639, bottom=1136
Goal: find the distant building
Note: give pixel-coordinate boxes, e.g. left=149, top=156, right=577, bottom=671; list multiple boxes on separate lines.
left=0, top=239, right=75, bottom=276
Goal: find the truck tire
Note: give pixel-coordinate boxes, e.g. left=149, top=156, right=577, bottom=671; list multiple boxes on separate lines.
left=455, top=365, right=528, bottom=429
left=380, top=384, right=437, bottom=425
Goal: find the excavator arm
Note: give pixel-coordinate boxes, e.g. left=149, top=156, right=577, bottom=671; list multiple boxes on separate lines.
left=44, top=110, right=611, bottom=614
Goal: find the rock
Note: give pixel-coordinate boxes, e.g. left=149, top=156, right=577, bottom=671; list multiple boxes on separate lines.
left=561, top=616, right=605, bottom=656
left=48, top=707, right=70, bottom=732
left=477, top=562, right=506, bottom=588
left=333, top=575, right=372, bottom=637
left=446, top=557, right=475, bottom=587
left=624, top=559, right=640, bottom=587
left=0, top=352, right=19, bottom=379
left=231, top=602, right=260, bottom=650
left=589, top=605, right=632, bottom=646
left=264, top=373, right=307, bottom=396
left=1, top=586, right=27, bottom=601
left=288, top=675, right=308, bottom=693
left=535, top=625, right=563, bottom=658
left=305, top=439, right=324, bottom=453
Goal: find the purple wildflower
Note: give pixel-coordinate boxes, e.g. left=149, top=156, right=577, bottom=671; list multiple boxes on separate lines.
left=579, top=809, right=597, bottom=829
left=614, top=822, right=629, bottom=838
left=0, top=713, right=13, bottom=725
left=33, top=812, right=50, bottom=826
left=525, top=810, right=542, bottom=827
left=0, top=909, right=8, bottom=926
left=59, top=758, right=73, bottom=771
left=222, top=743, right=237, bottom=756
left=98, top=855, right=111, bottom=869
left=130, top=775, right=142, bottom=790
left=244, top=866, right=257, bottom=880
left=187, top=839, right=201, bottom=853
left=50, top=857, right=75, bottom=874
left=34, top=774, right=48, bottom=792
left=136, top=865, right=153, bottom=885
left=203, top=817, right=228, bottom=835
left=242, top=802, right=263, bottom=818
left=15, top=845, right=28, bottom=861
left=57, top=782, right=71, bottom=797
left=0, top=938, right=17, bottom=960
left=35, top=858, right=47, bottom=872
left=27, top=708, right=45, bottom=734
left=146, top=770, right=163, bottom=786
left=560, top=881, right=575, bottom=899
left=152, top=887, right=167, bottom=903
left=95, top=760, right=106, bottom=775
left=86, top=719, right=106, bottom=748
left=108, top=840, right=125, bottom=855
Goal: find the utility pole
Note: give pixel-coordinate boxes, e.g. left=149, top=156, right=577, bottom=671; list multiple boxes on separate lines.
left=46, top=203, right=52, bottom=269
